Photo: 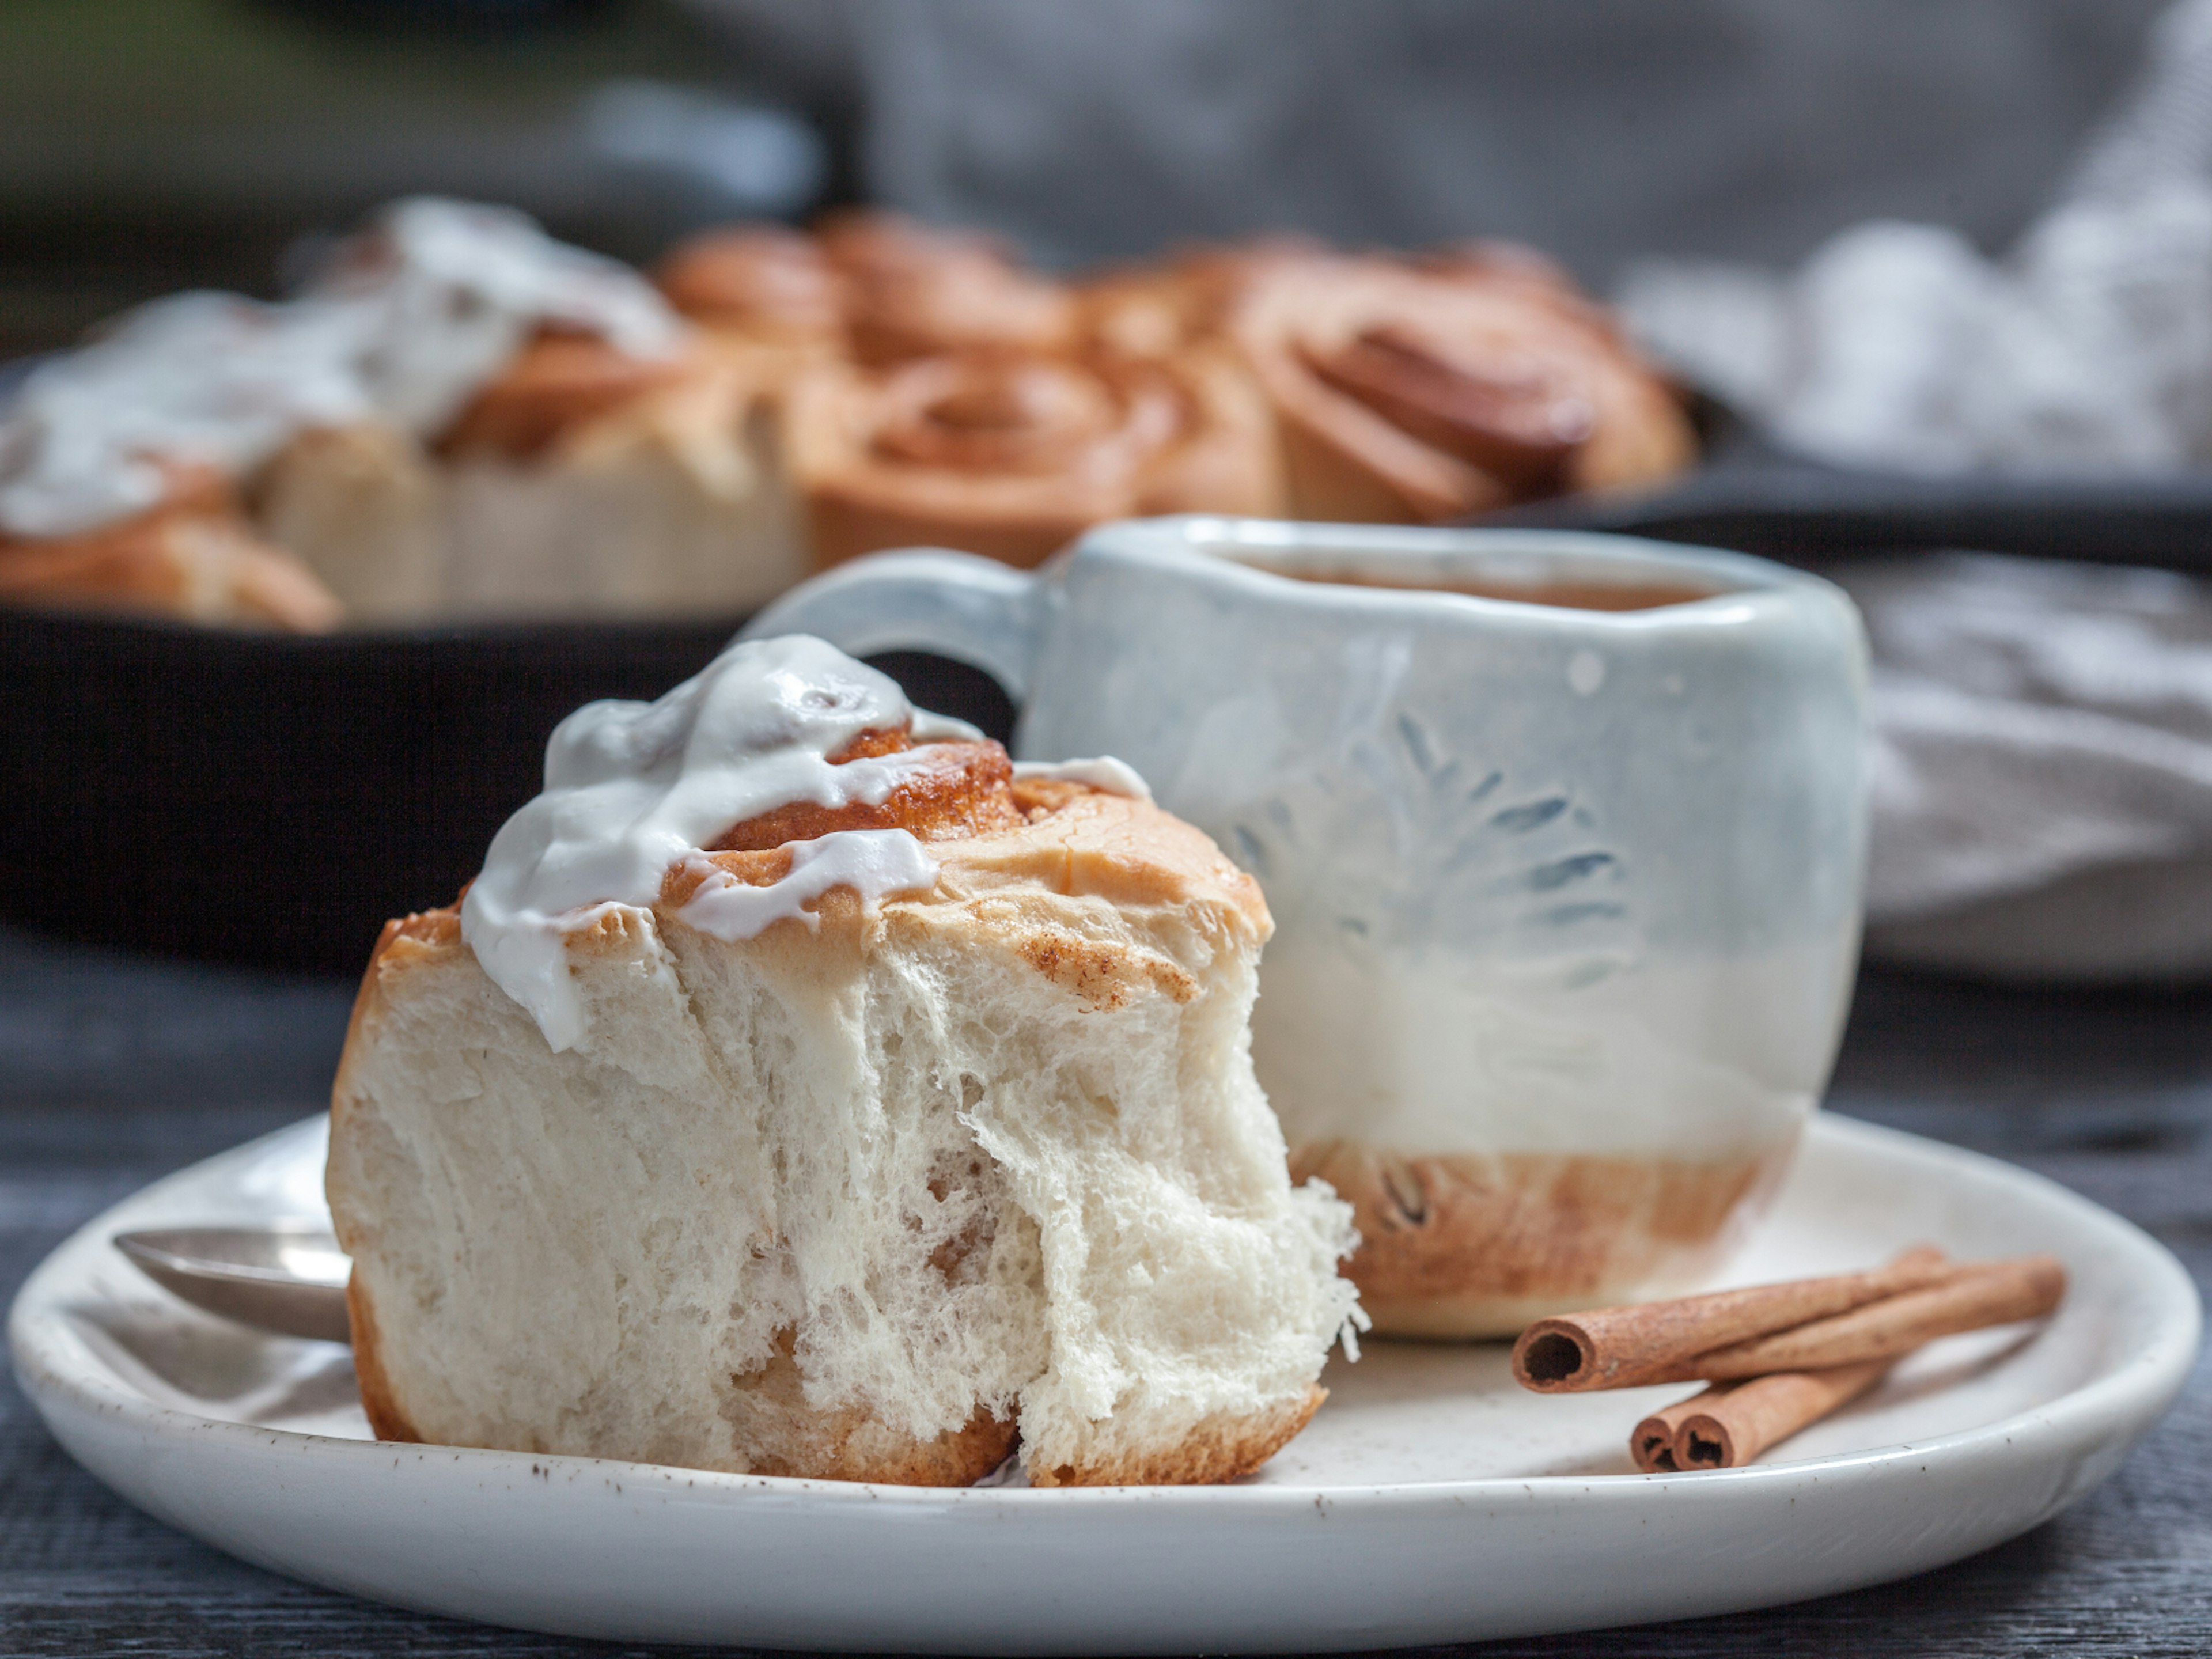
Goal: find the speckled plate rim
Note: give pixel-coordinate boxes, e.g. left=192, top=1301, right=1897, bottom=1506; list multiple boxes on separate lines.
left=9, top=1113, right=2200, bottom=1653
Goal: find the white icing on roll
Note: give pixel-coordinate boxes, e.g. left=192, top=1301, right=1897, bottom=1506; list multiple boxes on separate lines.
left=463, top=635, right=949, bottom=1052
left=677, top=831, right=942, bottom=942
left=1011, top=756, right=1153, bottom=801
left=911, top=710, right=986, bottom=743
left=0, top=198, right=683, bottom=540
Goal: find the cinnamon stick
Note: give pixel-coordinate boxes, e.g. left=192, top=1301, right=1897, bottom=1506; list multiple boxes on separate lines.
left=1671, top=1360, right=1890, bottom=1469
left=1513, top=1245, right=1954, bottom=1393
left=1652, top=1253, right=2066, bottom=1382
left=1631, top=1386, right=1736, bottom=1472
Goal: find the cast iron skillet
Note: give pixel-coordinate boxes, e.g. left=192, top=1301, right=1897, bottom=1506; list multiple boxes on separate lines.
left=11, top=441, right=2212, bottom=972
left=0, top=611, right=1012, bottom=973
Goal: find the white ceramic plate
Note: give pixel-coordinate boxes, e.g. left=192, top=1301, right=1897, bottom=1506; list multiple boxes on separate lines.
left=9, top=1113, right=2199, bottom=1653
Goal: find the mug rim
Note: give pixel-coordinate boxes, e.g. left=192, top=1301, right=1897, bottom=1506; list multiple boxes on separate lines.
left=1072, top=514, right=1838, bottom=624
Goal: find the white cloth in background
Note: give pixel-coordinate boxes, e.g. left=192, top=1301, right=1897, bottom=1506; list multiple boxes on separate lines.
left=1620, top=0, right=2212, bottom=473
left=1615, top=1, right=2212, bottom=978
left=1839, top=554, right=2212, bottom=979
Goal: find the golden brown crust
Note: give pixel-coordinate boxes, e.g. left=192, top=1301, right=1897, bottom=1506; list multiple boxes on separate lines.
left=1290, top=1139, right=1794, bottom=1338
left=344, top=1272, right=423, bottom=1444
left=1026, top=1387, right=1325, bottom=1487
left=661, top=771, right=1270, bottom=955
left=726, top=1332, right=1019, bottom=1486
left=1226, top=248, right=1696, bottom=521
left=383, top=756, right=1265, bottom=948
left=935, top=786, right=1271, bottom=936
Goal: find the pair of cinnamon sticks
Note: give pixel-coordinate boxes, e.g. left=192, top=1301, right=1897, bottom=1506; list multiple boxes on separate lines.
left=1509, top=1247, right=2066, bottom=1470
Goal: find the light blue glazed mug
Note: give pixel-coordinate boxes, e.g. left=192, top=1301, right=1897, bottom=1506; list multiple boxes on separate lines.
left=748, top=516, right=1869, bottom=1335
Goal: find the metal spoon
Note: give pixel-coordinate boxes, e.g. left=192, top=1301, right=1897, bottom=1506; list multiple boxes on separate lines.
left=113, top=1226, right=353, bottom=1344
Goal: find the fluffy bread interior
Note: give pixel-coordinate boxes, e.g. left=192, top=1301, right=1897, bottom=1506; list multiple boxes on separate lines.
left=327, top=777, right=1359, bottom=1486
left=256, top=354, right=802, bottom=624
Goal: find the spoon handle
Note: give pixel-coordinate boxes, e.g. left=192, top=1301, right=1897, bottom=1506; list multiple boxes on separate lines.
left=115, top=1231, right=354, bottom=1344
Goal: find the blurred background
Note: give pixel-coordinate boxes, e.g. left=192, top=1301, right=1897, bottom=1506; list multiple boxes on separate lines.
left=0, top=0, right=2175, bottom=358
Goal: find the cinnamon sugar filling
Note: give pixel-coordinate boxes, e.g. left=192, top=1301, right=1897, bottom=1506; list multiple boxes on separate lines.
left=707, top=730, right=1026, bottom=853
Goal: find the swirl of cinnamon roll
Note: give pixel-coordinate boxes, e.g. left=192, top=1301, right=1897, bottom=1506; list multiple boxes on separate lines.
left=1226, top=245, right=1696, bottom=520
left=783, top=343, right=1285, bottom=569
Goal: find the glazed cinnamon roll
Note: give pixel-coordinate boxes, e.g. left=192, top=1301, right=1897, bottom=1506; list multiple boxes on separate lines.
left=328, top=635, right=1359, bottom=1486
left=785, top=344, right=1286, bottom=569
left=0, top=200, right=806, bottom=629
left=1227, top=245, right=1696, bottom=520
left=435, top=331, right=697, bottom=462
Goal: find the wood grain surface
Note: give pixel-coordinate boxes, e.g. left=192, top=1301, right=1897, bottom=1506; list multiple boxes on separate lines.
left=2, top=927, right=2207, bottom=1657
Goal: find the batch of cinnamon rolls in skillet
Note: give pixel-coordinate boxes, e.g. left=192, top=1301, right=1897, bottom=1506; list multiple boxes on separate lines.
left=0, top=196, right=1695, bottom=630
left=7, top=200, right=1720, bottom=1487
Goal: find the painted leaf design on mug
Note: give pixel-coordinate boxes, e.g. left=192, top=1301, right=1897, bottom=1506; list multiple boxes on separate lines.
left=1209, top=633, right=1633, bottom=973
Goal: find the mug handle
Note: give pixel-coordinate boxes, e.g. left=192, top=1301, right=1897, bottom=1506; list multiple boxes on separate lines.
left=740, top=550, right=1044, bottom=702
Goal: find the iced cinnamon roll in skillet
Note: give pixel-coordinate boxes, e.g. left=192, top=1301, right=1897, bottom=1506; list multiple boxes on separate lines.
left=258, top=202, right=802, bottom=622
left=0, top=199, right=801, bottom=628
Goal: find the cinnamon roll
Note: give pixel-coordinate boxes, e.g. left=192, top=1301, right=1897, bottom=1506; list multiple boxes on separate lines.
left=0, top=472, right=340, bottom=632
left=785, top=344, right=1285, bottom=569
left=1227, top=246, right=1696, bottom=520
left=0, top=199, right=804, bottom=628
left=327, top=635, right=1359, bottom=1486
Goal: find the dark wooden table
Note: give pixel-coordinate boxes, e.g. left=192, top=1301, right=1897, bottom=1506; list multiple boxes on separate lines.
left=3, top=923, right=2207, bottom=1657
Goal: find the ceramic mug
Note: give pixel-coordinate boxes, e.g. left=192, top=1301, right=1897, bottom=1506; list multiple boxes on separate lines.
left=748, top=516, right=1869, bottom=1335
